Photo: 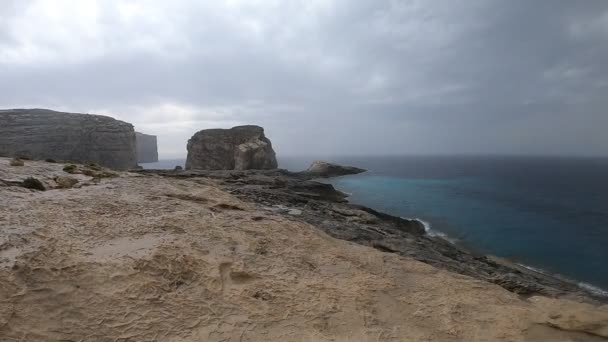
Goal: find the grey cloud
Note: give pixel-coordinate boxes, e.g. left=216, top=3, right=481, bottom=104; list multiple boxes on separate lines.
left=0, top=0, right=606, bottom=158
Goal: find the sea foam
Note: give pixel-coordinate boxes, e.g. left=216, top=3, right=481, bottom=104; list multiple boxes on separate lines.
left=414, top=218, right=457, bottom=243
left=516, top=263, right=608, bottom=297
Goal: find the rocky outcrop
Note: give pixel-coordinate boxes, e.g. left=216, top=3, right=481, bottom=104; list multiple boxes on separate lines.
left=303, top=161, right=366, bottom=178
left=0, top=109, right=137, bottom=170
left=186, top=125, right=278, bottom=170
left=135, top=132, right=158, bottom=163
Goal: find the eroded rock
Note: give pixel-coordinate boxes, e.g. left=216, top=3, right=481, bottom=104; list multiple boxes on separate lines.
left=185, top=125, right=278, bottom=170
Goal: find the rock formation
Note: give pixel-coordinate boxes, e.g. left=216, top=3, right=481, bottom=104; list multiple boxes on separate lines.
left=186, top=125, right=278, bottom=170
left=303, top=161, right=367, bottom=178
left=135, top=132, right=159, bottom=163
left=0, top=109, right=137, bottom=170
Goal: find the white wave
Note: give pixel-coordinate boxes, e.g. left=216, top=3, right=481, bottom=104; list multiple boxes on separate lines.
left=578, top=282, right=608, bottom=297
left=515, top=263, right=547, bottom=275
left=516, top=263, right=608, bottom=298
left=411, top=218, right=457, bottom=243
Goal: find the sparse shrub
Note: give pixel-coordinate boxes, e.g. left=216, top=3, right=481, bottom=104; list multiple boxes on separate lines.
left=63, top=164, right=79, bottom=174
left=17, top=156, right=31, bottom=160
left=87, top=163, right=102, bottom=171
left=98, top=171, right=118, bottom=178
left=45, top=158, right=57, bottom=163
left=81, top=169, right=96, bottom=176
left=81, top=168, right=118, bottom=178
left=9, top=158, right=24, bottom=166
left=21, top=177, right=45, bottom=191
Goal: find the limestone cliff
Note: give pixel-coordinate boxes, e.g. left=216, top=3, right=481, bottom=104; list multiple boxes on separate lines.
left=0, top=109, right=136, bottom=170
left=135, top=132, right=158, bottom=163
left=186, top=125, right=278, bottom=170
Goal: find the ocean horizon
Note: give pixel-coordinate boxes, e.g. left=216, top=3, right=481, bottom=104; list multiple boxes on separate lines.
left=142, top=155, right=608, bottom=295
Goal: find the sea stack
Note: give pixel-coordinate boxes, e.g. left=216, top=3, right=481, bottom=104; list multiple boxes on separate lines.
left=135, top=132, right=159, bottom=163
left=186, top=125, right=278, bottom=170
left=0, top=109, right=137, bottom=170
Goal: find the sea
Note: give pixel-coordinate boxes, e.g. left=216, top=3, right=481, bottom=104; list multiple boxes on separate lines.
left=141, top=155, right=608, bottom=295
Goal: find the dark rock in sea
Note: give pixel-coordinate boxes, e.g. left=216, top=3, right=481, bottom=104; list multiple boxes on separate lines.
left=135, top=132, right=159, bottom=163
left=0, top=109, right=137, bottom=170
left=185, top=125, right=278, bottom=170
left=303, top=161, right=366, bottom=178
left=174, top=166, right=183, bottom=171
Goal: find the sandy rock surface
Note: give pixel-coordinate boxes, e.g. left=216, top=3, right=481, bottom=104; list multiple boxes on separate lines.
left=1, top=158, right=607, bottom=341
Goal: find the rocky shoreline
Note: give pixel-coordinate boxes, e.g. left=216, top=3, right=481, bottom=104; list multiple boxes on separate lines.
left=135, top=167, right=606, bottom=303
left=3, top=158, right=608, bottom=341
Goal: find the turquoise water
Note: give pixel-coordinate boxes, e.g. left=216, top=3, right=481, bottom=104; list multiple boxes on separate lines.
left=282, top=155, right=608, bottom=294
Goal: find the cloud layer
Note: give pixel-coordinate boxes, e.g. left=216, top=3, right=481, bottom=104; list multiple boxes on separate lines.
left=1, top=0, right=607, bottom=157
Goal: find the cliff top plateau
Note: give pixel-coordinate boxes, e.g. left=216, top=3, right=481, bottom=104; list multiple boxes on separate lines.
left=1, top=157, right=607, bottom=341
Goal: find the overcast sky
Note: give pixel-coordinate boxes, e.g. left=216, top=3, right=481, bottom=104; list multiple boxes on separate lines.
left=1, top=1, right=607, bottom=158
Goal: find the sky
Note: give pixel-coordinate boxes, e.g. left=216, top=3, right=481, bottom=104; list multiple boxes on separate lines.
left=1, top=0, right=607, bottom=158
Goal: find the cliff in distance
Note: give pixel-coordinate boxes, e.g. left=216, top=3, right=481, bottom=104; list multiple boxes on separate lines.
left=135, top=132, right=159, bottom=163
left=0, top=109, right=137, bottom=170
left=186, top=125, right=278, bottom=170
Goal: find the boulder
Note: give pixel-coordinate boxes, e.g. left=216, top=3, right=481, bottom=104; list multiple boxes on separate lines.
left=54, top=176, right=79, bottom=189
left=0, top=109, right=137, bottom=170
left=304, top=161, right=366, bottom=178
left=135, top=132, right=159, bottom=163
left=186, top=125, right=278, bottom=170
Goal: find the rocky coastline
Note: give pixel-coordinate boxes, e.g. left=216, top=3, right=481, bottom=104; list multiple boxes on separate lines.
left=2, top=157, right=608, bottom=341
left=136, top=167, right=607, bottom=303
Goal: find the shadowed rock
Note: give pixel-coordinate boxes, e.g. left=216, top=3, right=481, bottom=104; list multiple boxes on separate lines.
left=186, top=125, right=278, bottom=170
left=0, top=109, right=137, bottom=170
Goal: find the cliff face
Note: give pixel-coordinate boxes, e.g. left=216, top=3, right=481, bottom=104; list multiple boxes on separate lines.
left=0, top=109, right=137, bottom=170
left=135, top=132, right=158, bottom=163
left=186, top=125, right=278, bottom=170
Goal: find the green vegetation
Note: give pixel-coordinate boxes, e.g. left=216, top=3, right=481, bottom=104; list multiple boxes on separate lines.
left=87, top=163, right=102, bottom=171
left=63, top=164, right=79, bottom=174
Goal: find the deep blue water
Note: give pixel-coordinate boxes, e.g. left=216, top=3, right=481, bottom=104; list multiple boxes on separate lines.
left=144, top=156, right=608, bottom=293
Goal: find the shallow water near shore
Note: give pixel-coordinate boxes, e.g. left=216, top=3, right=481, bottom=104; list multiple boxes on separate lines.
left=144, top=155, right=608, bottom=294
